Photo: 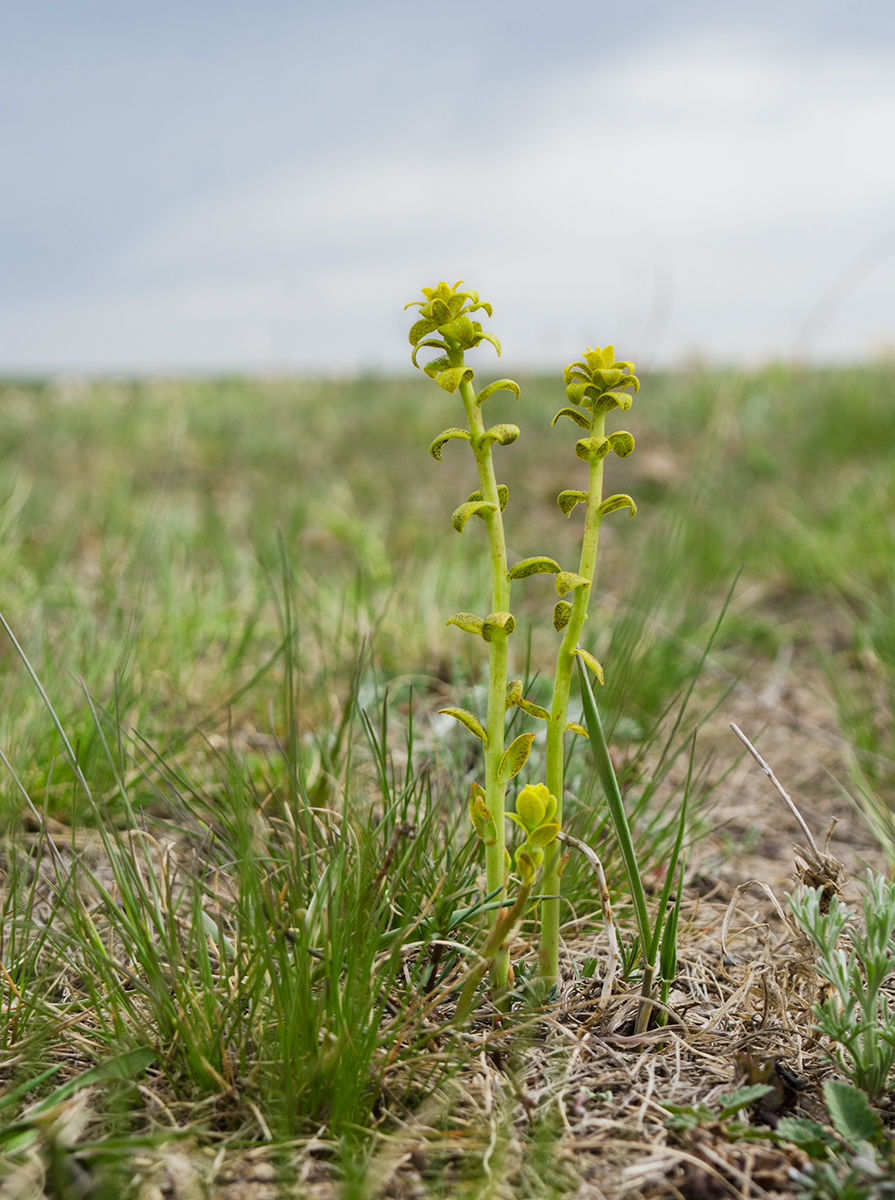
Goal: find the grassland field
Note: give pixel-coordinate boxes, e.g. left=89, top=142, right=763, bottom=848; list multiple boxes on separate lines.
left=0, top=364, right=893, bottom=1198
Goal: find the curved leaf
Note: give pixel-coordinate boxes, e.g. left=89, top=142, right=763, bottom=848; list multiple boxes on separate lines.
left=423, top=354, right=451, bottom=381
left=437, top=707, right=488, bottom=746
left=467, top=484, right=509, bottom=513
left=468, top=784, right=498, bottom=845
left=514, top=696, right=550, bottom=721
left=515, top=846, right=540, bottom=885
left=411, top=338, right=450, bottom=368
left=435, top=365, right=476, bottom=394
left=451, top=500, right=497, bottom=532
left=475, top=378, right=521, bottom=406
left=552, top=407, right=591, bottom=430
left=507, top=556, right=561, bottom=581
left=445, top=612, right=485, bottom=636
left=439, top=313, right=477, bottom=348
left=475, top=330, right=502, bottom=356
left=482, top=611, right=516, bottom=641
left=498, top=732, right=536, bottom=784
left=596, top=389, right=634, bottom=413
left=565, top=380, right=599, bottom=407
left=597, top=493, right=637, bottom=518
left=565, top=721, right=590, bottom=739
left=557, top=490, right=588, bottom=517
left=408, top=317, right=438, bottom=345
left=556, top=571, right=590, bottom=596
left=608, top=430, right=635, bottom=457
left=529, top=820, right=561, bottom=848
left=573, top=647, right=604, bottom=684
left=553, top=601, right=572, bottom=631
left=575, top=436, right=611, bottom=463
left=429, top=428, right=472, bottom=461
left=479, top=423, right=520, bottom=450
left=505, top=679, right=524, bottom=709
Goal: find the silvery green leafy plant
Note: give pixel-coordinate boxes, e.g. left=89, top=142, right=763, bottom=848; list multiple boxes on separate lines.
left=789, top=874, right=895, bottom=1101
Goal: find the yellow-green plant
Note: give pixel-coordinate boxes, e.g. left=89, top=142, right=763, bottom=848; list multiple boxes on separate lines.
left=406, top=280, right=540, bottom=998
left=407, top=281, right=680, bottom=1016
left=538, top=347, right=639, bottom=983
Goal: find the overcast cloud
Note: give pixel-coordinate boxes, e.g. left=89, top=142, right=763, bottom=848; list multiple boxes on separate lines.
left=3, top=0, right=895, bottom=372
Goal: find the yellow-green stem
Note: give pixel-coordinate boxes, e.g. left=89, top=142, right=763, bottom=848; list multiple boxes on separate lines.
left=452, top=347, right=512, bottom=996
left=539, top=411, right=606, bottom=985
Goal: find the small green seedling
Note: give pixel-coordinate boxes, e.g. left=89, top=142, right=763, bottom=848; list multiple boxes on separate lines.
left=789, top=874, right=895, bottom=1102
left=778, top=1079, right=895, bottom=1199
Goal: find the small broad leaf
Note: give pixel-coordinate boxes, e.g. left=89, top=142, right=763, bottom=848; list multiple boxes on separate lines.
left=468, top=786, right=498, bottom=845
left=411, top=338, right=451, bottom=368
left=514, top=696, right=550, bottom=721
left=609, top=430, right=635, bottom=457
left=437, top=707, right=488, bottom=746
left=553, top=601, right=572, bottom=631
left=498, top=733, right=535, bottom=783
left=515, top=846, right=540, bottom=885
left=439, top=313, right=477, bottom=347
left=408, top=317, right=438, bottom=345
left=557, top=490, right=588, bottom=517
left=597, top=389, right=634, bottom=413
left=423, top=354, right=451, bottom=380
left=565, top=380, right=599, bottom=407
left=775, top=1117, right=837, bottom=1157
left=565, top=721, right=589, bottom=739
left=482, top=611, right=516, bottom=641
left=597, top=493, right=637, bottom=518
left=505, top=679, right=523, bottom=709
left=467, top=485, right=509, bottom=512
left=528, top=820, right=561, bottom=848
left=556, top=571, right=590, bottom=596
left=552, top=407, right=591, bottom=430
left=475, top=378, right=520, bottom=406
left=430, top=428, right=471, bottom=460
left=435, top=365, right=476, bottom=394
left=507, top=556, right=561, bottom=581
left=823, top=1079, right=884, bottom=1146
left=479, top=423, right=520, bottom=450
left=575, top=436, right=611, bottom=462
left=573, top=648, right=604, bottom=684
left=717, top=1084, right=773, bottom=1120
left=445, top=612, right=485, bottom=636
left=451, top=500, right=497, bottom=532
left=515, top=783, right=555, bottom=828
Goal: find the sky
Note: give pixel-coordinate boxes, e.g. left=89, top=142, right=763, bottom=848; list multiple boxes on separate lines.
left=3, top=0, right=895, bottom=374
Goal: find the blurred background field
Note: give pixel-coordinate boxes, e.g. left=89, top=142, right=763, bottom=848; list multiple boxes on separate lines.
left=1, top=363, right=894, bottom=812
left=1, top=364, right=895, bottom=1196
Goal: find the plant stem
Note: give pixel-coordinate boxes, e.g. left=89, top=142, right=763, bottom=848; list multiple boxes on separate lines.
left=452, top=349, right=512, bottom=996
left=540, top=412, right=607, bottom=985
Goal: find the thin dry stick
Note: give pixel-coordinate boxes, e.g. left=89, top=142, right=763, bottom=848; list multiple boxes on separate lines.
left=557, top=829, right=618, bottom=1002
left=729, top=723, right=820, bottom=855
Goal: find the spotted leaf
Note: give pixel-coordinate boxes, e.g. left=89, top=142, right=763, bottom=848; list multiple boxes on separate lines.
left=451, top=500, right=497, bottom=532
left=558, top=490, right=588, bottom=517
left=437, top=707, right=488, bottom=745
left=445, top=612, right=485, bottom=636
left=498, top=733, right=536, bottom=784
left=597, top=494, right=637, bottom=518
left=430, top=428, right=471, bottom=461
left=507, top=556, right=561, bottom=581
